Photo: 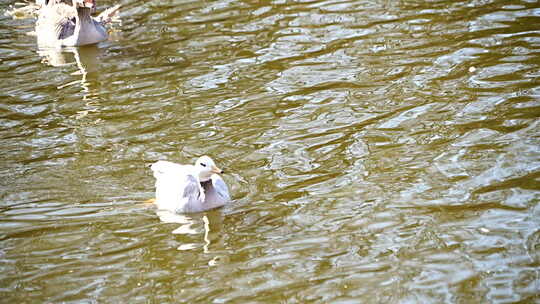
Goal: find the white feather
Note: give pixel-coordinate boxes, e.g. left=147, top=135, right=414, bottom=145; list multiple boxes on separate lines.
left=150, top=157, right=231, bottom=213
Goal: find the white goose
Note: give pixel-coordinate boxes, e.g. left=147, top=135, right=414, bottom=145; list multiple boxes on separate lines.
left=35, top=0, right=119, bottom=47
left=151, top=156, right=231, bottom=213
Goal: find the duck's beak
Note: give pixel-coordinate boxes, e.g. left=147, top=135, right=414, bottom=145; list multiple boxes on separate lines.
left=75, top=0, right=95, bottom=9
left=84, top=0, right=95, bottom=8
left=211, top=165, right=223, bottom=174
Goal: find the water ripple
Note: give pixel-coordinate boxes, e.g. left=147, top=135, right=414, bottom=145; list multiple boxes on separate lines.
left=1, top=0, right=539, bottom=302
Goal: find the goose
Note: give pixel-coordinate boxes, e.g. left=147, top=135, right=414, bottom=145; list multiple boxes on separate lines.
left=35, top=0, right=119, bottom=47
left=151, top=156, right=231, bottom=213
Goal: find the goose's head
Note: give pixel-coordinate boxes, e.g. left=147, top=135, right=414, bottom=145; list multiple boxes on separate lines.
left=195, top=156, right=223, bottom=182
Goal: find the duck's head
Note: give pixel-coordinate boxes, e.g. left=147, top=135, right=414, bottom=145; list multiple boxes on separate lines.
left=195, top=156, right=223, bottom=182
left=43, top=0, right=96, bottom=11
left=43, top=0, right=93, bottom=8
left=74, top=0, right=95, bottom=9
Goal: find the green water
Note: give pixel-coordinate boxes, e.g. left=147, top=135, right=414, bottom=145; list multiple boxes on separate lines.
left=1, top=0, right=539, bottom=302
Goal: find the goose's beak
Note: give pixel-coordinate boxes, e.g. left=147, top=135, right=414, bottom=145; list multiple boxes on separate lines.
left=211, top=165, right=223, bottom=174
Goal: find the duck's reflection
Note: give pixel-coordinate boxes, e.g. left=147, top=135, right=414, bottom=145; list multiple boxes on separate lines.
left=37, top=45, right=101, bottom=94
left=155, top=209, right=224, bottom=254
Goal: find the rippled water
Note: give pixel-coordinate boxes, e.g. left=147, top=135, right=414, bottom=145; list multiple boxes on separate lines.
left=1, top=0, right=540, bottom=302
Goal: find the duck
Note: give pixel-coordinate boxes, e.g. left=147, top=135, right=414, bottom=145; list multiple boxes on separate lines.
left=151, top=156, right=231, bottom=213
left=35, top=0, right=119, bottom=47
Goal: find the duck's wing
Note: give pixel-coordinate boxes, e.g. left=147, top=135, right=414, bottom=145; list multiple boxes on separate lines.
left=36, top=3, right=76, bottom=42
left=211, top=174, right=231, bottom=201
left=56, top=16, right=75, bottom=39
left=151, top=161, right=203, bottom=213
left=151, top=160, right=186, bottom=178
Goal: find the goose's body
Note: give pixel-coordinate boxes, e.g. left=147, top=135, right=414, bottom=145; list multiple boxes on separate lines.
left=151, top=156, right=231, bottom=213
left=35, top=0, right=118, bottom=47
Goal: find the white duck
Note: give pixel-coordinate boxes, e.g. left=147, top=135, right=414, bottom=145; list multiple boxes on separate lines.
left=151, top=156, right=231, bottom=213
left=35, top=0, right=119, bottom=47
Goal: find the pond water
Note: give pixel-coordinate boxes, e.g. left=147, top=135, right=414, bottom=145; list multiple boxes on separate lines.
left=1, top=0, right=539, bottom=302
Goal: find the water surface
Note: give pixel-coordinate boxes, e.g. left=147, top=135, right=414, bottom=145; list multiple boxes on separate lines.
left=1, top=0, right=539, bottom=302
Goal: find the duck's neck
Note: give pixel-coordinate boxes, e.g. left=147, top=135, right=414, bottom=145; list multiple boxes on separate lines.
left=199, top=171, right=213, bottom=182
left=73, top=7, right=91, bottom=41
left=76, top=7, right=92, bottom=26
left=73, top=6, right=108, bottom=45
left=200, top=180, right=212, bottom=190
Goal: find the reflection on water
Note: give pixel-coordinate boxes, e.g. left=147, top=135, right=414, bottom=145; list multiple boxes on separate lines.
left=38, top=46, right=101, bottom=92
left=1, top=0, right=540, bottom=302
left=158, top=211, right=223, bottom=254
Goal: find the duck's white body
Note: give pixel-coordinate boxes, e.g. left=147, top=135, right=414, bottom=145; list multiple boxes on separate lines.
left=151, top=157, right=231, bottom=213
left=35, top=0, right=118, bottom=47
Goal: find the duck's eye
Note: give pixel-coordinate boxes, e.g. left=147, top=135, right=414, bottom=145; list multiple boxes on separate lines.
left=200, top=163, right=207, bottom=167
